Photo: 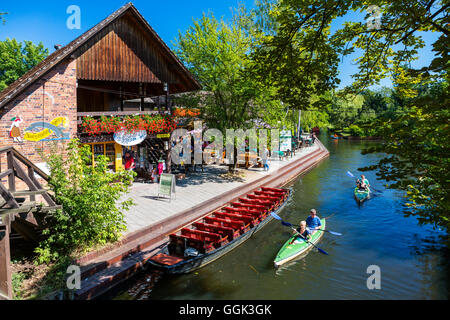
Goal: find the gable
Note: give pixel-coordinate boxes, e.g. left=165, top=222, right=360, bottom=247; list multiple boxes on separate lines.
left=74, top=11, right=177, bottom=84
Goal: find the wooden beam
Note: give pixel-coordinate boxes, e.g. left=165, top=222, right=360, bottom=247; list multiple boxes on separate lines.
left=11, top=219, right=39, bottom=242
left=11, top=189, right=48, bottom=197
left=0, top=182, right=19, bottom=209
left=12, top=158, right=56, bottom=207
left=0, top=169, right=12, bottom=180
left=0, top=224, right=12, bottom=300
left=6, top=151, right=15, bottom=192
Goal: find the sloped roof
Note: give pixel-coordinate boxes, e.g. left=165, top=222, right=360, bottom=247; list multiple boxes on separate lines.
left=0, top=2, right=201, bottom=109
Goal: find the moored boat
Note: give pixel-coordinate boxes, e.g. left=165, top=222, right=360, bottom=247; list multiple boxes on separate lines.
left=148, top=187, right=291, bottom=274
left=273, top=218, right=326, bottom=268
left=354, top=187, right=370, bottom=203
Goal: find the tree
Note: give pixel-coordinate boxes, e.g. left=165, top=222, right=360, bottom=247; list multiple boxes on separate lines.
left=35, top=140, right=135, bottom=263
left=174, top=12, right=263, bottom=131
left=249, top=0, right=449, bottom=230
left=0, top=38, right=48, bottom=91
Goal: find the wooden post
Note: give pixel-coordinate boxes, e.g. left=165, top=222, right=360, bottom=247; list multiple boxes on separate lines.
left=0, top=222, right=12, bottom=300
left=6, top=151, right=15, bottom=192
left=157, top=96, right=162, bottom=114
left=165, top=83, right=171, bottom=114
left=139, top=83, right=143, bottom=112
left=27, top=167, right=36, bottom=202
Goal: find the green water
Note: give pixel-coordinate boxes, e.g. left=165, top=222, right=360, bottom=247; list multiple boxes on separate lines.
left=106, top=135, right=449, bottom=300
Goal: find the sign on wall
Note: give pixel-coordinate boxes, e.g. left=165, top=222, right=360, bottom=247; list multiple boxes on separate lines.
left=113, top=130, right=147, bottom=146
left=9, top=116, right=71, bottom=142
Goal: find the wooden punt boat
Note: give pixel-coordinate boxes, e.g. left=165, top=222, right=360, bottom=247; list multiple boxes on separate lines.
left=354, top=186, right=370, bottom=204
left=273, top=218, right=326, bottom=268
left=148, top=187, right=291, bottom=274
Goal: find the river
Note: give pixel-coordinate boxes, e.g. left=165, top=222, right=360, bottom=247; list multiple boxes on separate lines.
left=106, top=135, right=449, bottom=300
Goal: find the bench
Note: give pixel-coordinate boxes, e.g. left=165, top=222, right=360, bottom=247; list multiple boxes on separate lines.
left=204, top=216, right=248, bottom=236
left=193, top=222, right=235, bottom=241
left=214, top=211, right=258, bottom=227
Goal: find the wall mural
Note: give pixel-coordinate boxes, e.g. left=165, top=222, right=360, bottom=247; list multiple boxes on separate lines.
left=9, top=116, right=24, bottom=142
left=9, top=116, right=71, bottom=142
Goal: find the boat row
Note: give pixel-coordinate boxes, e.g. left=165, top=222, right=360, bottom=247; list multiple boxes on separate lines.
left=149, top=187, right=291, bottom=273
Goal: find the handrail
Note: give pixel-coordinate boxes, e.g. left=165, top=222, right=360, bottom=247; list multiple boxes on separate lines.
left=0, top=146, right=49, bottom=181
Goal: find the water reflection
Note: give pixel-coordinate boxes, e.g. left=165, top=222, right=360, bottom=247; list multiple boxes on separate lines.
left=105, top=135, right=448, bottom=300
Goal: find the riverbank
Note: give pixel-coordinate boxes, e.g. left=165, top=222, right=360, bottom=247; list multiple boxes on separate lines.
left=73, top=140, right=329, bottom=299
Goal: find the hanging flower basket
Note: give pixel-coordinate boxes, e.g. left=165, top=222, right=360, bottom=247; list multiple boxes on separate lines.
left=173, top=108, right=201, bottom=117
left=80, top=114, right=177, bottom=136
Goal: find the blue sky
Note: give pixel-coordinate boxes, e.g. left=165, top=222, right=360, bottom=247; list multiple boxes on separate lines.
left=0, top=1, right=439, bottom=89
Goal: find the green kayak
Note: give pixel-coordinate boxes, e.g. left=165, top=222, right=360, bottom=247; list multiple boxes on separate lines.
left=354, top=187, right=370, bottom=203
left=274, top=218, right=326, bottom=268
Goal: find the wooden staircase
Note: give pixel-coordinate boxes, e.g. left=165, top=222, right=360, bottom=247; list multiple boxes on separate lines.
left=142, top=138, right=166, bottom=164
left=0, top=146, right=61, bottom=300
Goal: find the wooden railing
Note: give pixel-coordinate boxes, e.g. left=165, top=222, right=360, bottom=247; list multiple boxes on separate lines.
left=0, top=146, right=62, bottom=300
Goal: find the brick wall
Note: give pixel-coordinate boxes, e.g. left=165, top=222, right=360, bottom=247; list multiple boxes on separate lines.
left=0, top=58, right=77, bottom=192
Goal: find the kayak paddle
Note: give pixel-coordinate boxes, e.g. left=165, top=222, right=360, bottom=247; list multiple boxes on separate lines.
left=290, top=227, right=329, bottom=255
left=347, top=170, right=382, bottom=193
left=271, top=212, right=342, bottom=236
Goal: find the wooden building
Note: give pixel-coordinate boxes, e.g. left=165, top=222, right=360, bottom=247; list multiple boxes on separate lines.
left=0, top=3, right=200, bottom=299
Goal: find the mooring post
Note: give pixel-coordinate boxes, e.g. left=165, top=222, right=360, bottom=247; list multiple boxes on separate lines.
left=0, top=221, right=12, bottom=300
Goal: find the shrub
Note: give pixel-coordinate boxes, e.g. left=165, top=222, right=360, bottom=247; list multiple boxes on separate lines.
left=348, top=124, right=365, bottom=136
left=35, top=139, right=135, bottom=263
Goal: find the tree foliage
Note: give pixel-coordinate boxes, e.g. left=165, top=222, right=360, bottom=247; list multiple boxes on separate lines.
left=248, top=0, right=449, bottom=230
left=0, top=38, right=48, bottom=91
left=173, top=12, right=264, bottom=131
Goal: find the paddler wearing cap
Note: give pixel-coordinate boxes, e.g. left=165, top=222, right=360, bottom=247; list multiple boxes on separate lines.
left=306, top=209, right=322, bottom=235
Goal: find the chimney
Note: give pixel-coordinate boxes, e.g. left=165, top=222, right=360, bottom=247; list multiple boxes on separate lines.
left=54, top=44, right=62, bottom=50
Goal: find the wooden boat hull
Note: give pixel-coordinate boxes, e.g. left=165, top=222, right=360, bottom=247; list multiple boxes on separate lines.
left=354, top=187, right=370, bottom=203
left=148, top=189, right=291, bottom=274
left=273, top=218, right=326, bottom=268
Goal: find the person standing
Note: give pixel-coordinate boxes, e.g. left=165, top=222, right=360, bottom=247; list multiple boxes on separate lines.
left=124, top=152, right=135, bottom=171
left=263, top=147, right=270, bottom=171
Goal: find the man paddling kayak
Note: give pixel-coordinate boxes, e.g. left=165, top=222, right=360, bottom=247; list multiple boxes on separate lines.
left=306, top=209, right=322, bottom=234
left=361, top=175, right=370, bottom=188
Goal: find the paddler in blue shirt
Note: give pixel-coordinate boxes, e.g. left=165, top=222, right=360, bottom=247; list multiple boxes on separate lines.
left=306, top=209, right=322, bottom=234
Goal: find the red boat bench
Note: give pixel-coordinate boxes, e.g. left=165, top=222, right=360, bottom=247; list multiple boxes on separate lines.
left=239, top=197, right=272, bottom=207
left=223, top=207, right=263, bottom=220
left=231, top=202, right=267, bottom=213
left=181, top=228, right=228, bottom=249
left=193, top=222, right=235, bottom=241
left=261, top=187, right=288, bottom=194
left=254, top=190, right=286, bottom=200
left=204, top=216, right=249, bottom=235
left=214, top=211, right=258, bottom=227
left=169, top=234, right=214, bottom=254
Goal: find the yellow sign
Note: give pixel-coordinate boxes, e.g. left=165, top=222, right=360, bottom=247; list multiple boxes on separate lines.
left=23, top=128, right=52, bottom=141
left=50, top=117, right=68, bottom=127
left=23, top=117, right=70, bottom=142
left=157, top=133, right=170, bottom=138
